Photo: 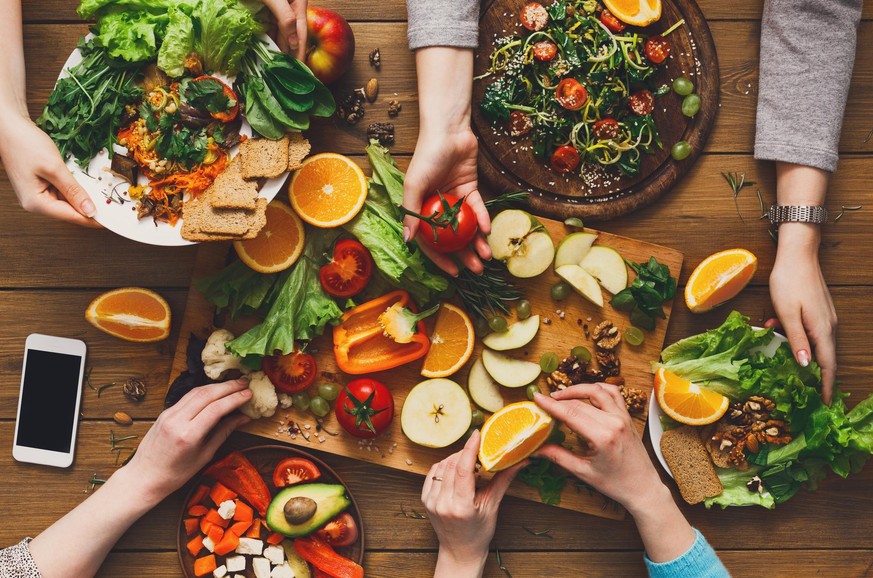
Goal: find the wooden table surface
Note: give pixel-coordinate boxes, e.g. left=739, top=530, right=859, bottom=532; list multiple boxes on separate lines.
left=3, top=2, right=873, bottom=576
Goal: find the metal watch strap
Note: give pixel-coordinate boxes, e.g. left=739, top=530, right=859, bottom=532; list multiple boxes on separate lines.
left=768, top=205, right=828, bottom=225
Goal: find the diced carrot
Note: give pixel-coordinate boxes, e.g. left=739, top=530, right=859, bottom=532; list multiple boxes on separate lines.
left=233, top=500, right=254, bottom=522
left=186, top=535, right=204, bottom=557
left=183, top=517, right=200, bottom=536
left=266, top=531, right=284, bottom=545
left=245, top=518, right=262, bottom=539
left=228, top=520, right=252, bottom=536
left=206, top=524, right=224, bottom=546
left=187, top=504, right=209, bottom=517
left=193, top=554, right=217, bottom=577
left=200, top=518, right=214, bottom=536
left=188, top=484, right=211, bottom=509
left=209, top=481, right=238, bottom=506
left=204, top=508, right=230, bottom=529
left=213, top=530, right=241, bottom=556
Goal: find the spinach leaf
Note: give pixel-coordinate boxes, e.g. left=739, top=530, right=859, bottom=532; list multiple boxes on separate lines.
left=610, top=257, right=676, bottom=331
left=184, top=77, right=235, bottom=115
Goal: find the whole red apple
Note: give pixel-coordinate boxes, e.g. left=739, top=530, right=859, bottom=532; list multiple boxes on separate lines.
left=306, top=6, right=355, bottom=85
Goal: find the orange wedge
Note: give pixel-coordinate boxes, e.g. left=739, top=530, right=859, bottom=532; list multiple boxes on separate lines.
left=85, top=287, right=171, bottom=342
left=234, top=202, right=305, bottom=273
left=479, top=401, right=554, bottom=471
left=420, top=303, right=475, bottom=378
left=603, top=0, right=661, bottom=26
left=288, top=153, right=367, bottom=228
left=684, top=248, right=757, bottom=313
left=654, top=367, right=729, bottom=426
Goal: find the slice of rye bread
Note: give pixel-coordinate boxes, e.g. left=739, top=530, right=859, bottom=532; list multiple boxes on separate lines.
left=239, top=135, right=289, bottom=179
left=181, top=197, right=267, bottom=241
left=287, top=132, right=311, bottom=171
left=660, top=426, right=724, bottom=505
left=209, top=157, right=260, bottom=210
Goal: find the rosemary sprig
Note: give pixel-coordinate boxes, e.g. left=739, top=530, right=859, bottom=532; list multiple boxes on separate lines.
left=397, top=503, right=428, bottom=519
left=757, top=190, right=768, bottom=220
left=835, top=205, right=862, bottom=222
left=451, top=260, right=524, bottom=320
left=522, top=525, right=553, bottom=538
left=495, top=549, right=513, bottom=578
left=722, top=172, right=755, bottom=223
left=88, top=474, right=107, bottom=490
left=484, top=190, right=529, bottom=212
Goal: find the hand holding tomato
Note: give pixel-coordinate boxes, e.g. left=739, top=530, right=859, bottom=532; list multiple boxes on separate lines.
left=401, top=192, right=478, bottom=254
left=335, top=378, right=394, bottom=438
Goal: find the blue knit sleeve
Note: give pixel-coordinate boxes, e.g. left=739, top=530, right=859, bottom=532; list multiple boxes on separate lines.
left=644, top=529, right=730, bottom=578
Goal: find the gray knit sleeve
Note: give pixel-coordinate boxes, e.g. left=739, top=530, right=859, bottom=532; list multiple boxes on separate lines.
left=406, top=0, right=480, bottom=50
left=754, top=0, right=862, bottom=172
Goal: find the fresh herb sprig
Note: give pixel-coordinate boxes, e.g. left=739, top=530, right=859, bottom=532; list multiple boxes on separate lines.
left=610, top=257, right=676, bottom=330
left=722, top=171, right=756, bottom=223
left=450, top=261, right=524, bottom=321
left=517, top=457, right=568, bottom=505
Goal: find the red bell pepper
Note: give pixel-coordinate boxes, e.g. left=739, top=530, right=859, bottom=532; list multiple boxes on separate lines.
left=294, top=536, right=364, bottom=578
left=203, top=452, right=271, bottom=517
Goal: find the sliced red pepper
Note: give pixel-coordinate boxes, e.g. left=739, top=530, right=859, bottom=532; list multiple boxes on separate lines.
left=203, top=452, right=271, bottom=517
left=294, top=536, right=364, bottom=578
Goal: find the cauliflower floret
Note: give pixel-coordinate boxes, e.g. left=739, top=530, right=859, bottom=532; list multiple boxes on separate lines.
left=278, top=393, right=293, bottom=409
left=239, top=371, right=278, bottom=419
left=202, top=329, right=250, bottom=380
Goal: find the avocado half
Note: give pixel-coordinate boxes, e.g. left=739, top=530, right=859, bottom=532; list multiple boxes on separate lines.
left=266, top=483, right=351, bottom=537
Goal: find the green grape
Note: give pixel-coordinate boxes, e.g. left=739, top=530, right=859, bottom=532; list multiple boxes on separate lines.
left=681, top=94, right=701, bottom=117
left=551, top=282, right=571, bottom=301
left=624, top=326, right=645, bottom=346
left=309, top=396, right=330, bottom=417
left=526, top=384, right=540, bottom=401
left=546, top=427, right=566, bottom=445
left=540, top=351, right=560, bottom=373
left=516, top=300, right=532, bottom=320
left=291, top=393, right=310, bottom=411
left=571, top=346, right=592, bottom=363
left=317, top=382, right=340, bottom=401
left=672, top=77, right=694, bottom=96
left=470, top=409, right=486, bottom=428
left=488, top=316, right=508, bottom=333
left=564, top=217, right=584, bottom=228
left=671, top=140, right=691, bottom=161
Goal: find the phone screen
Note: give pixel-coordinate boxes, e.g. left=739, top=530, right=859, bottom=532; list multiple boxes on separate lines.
left=16, top=349, right=84, bottom=453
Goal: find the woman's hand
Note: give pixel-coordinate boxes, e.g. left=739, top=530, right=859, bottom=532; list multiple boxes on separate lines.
left=422, top=430, right=523, bottom=578
left=261, top=0, right=308, bottom=60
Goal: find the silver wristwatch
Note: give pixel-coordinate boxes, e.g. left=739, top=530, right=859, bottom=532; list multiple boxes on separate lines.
left=768, top=205, right=828, bottom=226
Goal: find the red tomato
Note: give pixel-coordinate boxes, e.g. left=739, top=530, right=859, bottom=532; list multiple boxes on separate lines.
left=532, top=40, right=558, bottom=62
left=509, top=110, right=533, bottom=137
left=628, top=89, right=655, bottom=115
left=599, top=9, right=626, bottom=33
left=550, top=145, right=581, bottom=173
left=644, top=36, right=671, bottom=64
left=415, top=193, right=478, bottom=254
left=592, top=118, right=620, bottom=140
left=192, top=75, right=239, bottom=123
left=313, top=513, right=359, bottom=548
left=335, top=378, right=394, bottom=438
left=272, top=457, right=321, bottom=487
left=520, top=2, right=549, bottom=31
left=555, top=78, right=588, bottom=111
left=319, top=239, right=373, bottom=298
left=262, top=350, right=317, bottom=394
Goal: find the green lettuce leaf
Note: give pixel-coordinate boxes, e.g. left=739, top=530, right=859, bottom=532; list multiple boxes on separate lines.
left=156, top=5, right=194, bottom=77
left=94, top=10, right=168, bottom=62
left=704, top=466, right=775, bottom=509
left=194, top=260, right=280, bottom=320
left=195, top=0, right=262, bottom=75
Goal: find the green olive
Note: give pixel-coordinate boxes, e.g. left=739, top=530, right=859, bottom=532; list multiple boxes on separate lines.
left=516, top=300, right=532, bottom=320
left=551, top=282, right=571, bottom=301
left=488, top=316, right=508, bottom=333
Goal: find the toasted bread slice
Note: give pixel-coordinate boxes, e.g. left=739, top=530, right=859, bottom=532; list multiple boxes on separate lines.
left=661, top=426, right=723, bottom=505
left=181, top=193, right=262, bottom=241
left=287, top=132, right=311, bottom=171
left=239, top=135, right=289, bottom=179
left=210, top=157, right=260, bottom=210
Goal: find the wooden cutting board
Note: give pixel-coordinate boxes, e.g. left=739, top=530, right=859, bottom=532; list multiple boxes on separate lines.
left=472, top=0, right=719, bottom=221
left=168, top=215, right=683, bottom=520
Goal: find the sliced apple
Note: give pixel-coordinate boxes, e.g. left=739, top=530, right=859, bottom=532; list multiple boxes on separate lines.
left=555, top=264, right=604, bottom=307
left=481, top=348, right=541, bottom=388
left=554, top=232, right=597, bottom=269
left=488, top=210, right=555, bottom=278
left=467, top=358, right=504, bottom=413
left=401, top=379, right=472, bottom=448
left=482, top=315, right=540, bottom=351
left=579, top=246, right=628, bottom=295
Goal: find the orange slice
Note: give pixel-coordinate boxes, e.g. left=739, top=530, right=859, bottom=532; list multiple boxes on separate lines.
left=234, top=202, right=305, bottom=273
left=288, top=153, right=367, bottom=228
left=420, top=303, right=475, bottom=378
left=478, top=401, right=554, bottom=471
left=684, top=248, right=757, bottom=313
left=603, top=0, right=661, bottom=26
left=654, top=367, right=729, bottom=426
left=85, top=287, right=171, bottom=342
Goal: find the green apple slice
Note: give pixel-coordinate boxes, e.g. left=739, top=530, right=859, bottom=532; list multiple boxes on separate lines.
left=579, top=246, right=628, bottom=295
left=506, top=231, right=555, bottom=278
left=554, top=232, right=597, bottom=269
left=481, top=348, right=541, bottom=388
left=467, top=358, right=504, bottom=413
left=482, top=315, right=540, bottom=351
left=555, top=264, right=604, bottom=307
left=488, top=210, right=555, bottom=278
left=401, top=379, right=472, bottom=448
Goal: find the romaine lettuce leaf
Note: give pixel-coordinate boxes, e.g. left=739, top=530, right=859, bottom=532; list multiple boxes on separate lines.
left=95, top=10, right=168, bottom=62
left=195, top=0, right=262, bottom=75
left=157, top=6, right=194, bottom=77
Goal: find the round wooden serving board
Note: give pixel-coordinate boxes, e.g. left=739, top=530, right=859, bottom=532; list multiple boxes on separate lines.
left=472, top=0, right=720, bottom=221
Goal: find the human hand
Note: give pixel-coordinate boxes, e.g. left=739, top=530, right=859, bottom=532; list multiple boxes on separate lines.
left=123, top=379, right=252, bottom=506
left=261, top=0, right=308, bottom=60
left=422, top=430, right=523, bottom=576
left=0, top=113, right=99, bottom=227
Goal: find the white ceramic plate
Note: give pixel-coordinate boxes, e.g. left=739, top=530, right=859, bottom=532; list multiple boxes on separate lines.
left=57, top=36, right=287, bottom=246
left=647, top=328, right=787, bottom=478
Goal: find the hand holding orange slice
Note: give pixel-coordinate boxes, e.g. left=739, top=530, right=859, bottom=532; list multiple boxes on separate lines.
left=654, top=367, right=729, bottom=426
left=85, top=287, right=171, bottom=342
left=478, top=401, right=554, bottom=471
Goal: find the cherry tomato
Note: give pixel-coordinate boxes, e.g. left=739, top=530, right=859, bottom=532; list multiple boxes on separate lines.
left=415, top=192, right=478, bottom=254
left=550, top=145, right=581, bottom=174
left=628, top=89, right=655, bottom=115
left=532, top=40, right=558, bottom=62
left=555, top=78, right=588, bottom=111
left=644, top=36, right=671, bottom=64
left=600, top=9, right=626, bottom=33
left=192, top=75, right=238, bottom=122
left=319, top=239, right=373, bottom=298
left=262, top=349, right=317, bottom=394
left=520, top=2, right=549, bottom=31
left=509, top=110, right=533, bottom=137
left=272, top=457, right=321, bottom=487
left=592, top=118, right=620, bottom=140
left=336, top=378, right=394, bottom=438
left=313, top=513, right=359, bottom=547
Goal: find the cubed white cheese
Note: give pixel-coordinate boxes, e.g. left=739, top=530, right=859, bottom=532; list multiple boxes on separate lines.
left=212, top=565, right=227, bottom=578
left=252, top=557, right=272, bottom=578
left=225, top=555, right=246, bottom=573
left=271, top=562, right=294, bottom=578
left=218, top=499, right=237, bottom=520
left=263, top=544, right=285, bottom=565
left=231, top=575, right=245, bottom=578
left=202, top=536, right=216, bottom=553
left=235, top=537, right=264, bottom=556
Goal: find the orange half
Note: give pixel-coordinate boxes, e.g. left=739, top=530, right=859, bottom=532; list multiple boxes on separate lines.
left=654, top=367, right=729, bottom=426
left=85, top=287, right=171, bottom=342
left=685, top=248, right=757, bottom=313
left=234, top=202, right=305, bottom=273
left=288, top=153, right=367, bottom=228
left=420, top=303, right=475, bottom=378
left=479, top=401, right=554, bottom=471
left=603, top=0, right=661, bottom=26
